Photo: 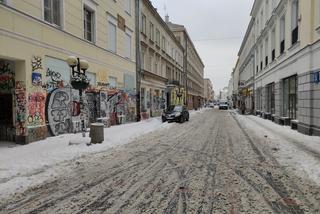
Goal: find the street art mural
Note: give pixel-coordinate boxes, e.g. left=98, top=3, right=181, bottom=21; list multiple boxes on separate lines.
left=84, top=89, right=136, bottom=125
left=27, top=92, right=46, bottom=126
left=107, top=89, right=136, bottom=125
left=0, top=61, right=14, bottom=94
left=46, top=87, right=72, bottom=136
left=15, top=81, right=27, bottom=136
left=46, top=87, right=90, bottom=136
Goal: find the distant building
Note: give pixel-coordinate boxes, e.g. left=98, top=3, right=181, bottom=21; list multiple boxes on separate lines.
left=139, top=0, right=184, bottom=119
left=166, top=18, right=205, bottom=110
left=204, top=78, right=214, bottom=105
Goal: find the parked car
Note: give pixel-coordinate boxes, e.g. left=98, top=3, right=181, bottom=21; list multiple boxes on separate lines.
left=162, top=105, right=189, bottom=123
left=219, top=100, right=229, bottom=110
left=209, top=102, right=214, bottom=108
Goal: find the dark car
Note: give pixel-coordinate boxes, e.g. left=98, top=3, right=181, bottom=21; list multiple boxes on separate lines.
left=162, top=105, right=189, bottom=123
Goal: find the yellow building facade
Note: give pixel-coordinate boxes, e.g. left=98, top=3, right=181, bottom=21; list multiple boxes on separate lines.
left=0, top=0, right=136, bottom=144
left=139, top=0, right=184, bottom=119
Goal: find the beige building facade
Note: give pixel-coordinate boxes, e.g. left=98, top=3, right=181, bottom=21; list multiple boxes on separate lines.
left=235, top=0, right=320, bottom=136
left=139, top=0, right=184, bottom=119
left=0, top=0, right=136, bottom=144
left=167, top=19, right=205, bottom=110
left=204, top=78, right=214, bottom=104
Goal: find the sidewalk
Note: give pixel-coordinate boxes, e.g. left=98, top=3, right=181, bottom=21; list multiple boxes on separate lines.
left=236, top=113, right=320, bottom=186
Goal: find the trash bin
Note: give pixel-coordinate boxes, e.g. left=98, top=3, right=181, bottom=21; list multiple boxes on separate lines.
left=89, top=123, right=104, bottom=144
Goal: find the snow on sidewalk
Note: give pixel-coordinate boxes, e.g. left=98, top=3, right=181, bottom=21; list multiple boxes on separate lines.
left=0, top=109, right=207, bottom=199
left=236, top=114, right=320, bottom=185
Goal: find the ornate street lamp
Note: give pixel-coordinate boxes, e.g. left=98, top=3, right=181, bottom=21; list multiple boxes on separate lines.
left=66, top=56, right=90, bottom=137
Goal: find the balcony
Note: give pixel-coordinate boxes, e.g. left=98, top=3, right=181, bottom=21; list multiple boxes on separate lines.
left=167, top=80, right=181, bottom=86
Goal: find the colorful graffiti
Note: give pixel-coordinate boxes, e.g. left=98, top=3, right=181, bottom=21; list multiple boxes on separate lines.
left=108, top=90, right=136, bottom=125
left=31, top=56, right=42, bottom=72
left=28, top=92, right=46, bottom=126
left=15, top=81, right=27, bottom=136
left=0, top=61, right=14, bottom=93
left=46, top=68, right=64, bottom=91
left=28, top=126, right=47, bottom=142
left=47, top=88, right=72, bottom=136
left=46, top=87, right=90, bottom=136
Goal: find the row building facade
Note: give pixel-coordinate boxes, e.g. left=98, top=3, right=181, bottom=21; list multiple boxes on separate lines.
left=0, top=0, right=205, bottom=144
left=233, top=0, right=320, bottom=136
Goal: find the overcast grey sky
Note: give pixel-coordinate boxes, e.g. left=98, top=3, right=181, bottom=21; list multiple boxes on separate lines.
left=150, top=0, right=254, bottom=92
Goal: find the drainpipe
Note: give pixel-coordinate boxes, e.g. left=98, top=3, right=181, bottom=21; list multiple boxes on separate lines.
left=184, top=31, right=188, bottom=107
left=135, top=0, right=141, bottom=122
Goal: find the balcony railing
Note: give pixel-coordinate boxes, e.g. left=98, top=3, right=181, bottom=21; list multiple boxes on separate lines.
left=167, top=80, right=180, bottom=86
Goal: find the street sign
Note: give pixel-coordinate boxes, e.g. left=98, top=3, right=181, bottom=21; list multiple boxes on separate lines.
left=313, top=71, right=320, bottom=83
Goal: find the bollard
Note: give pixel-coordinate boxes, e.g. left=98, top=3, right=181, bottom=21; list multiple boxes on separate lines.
left=89, top=123, right=104, bottom=144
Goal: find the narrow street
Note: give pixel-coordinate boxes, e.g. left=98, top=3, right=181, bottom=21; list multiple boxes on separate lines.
left=1, top=109, right=320, bottom=214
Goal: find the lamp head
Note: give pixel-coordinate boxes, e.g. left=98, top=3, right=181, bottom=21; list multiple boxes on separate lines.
left=80, top=59, right=89, bottom=71
left=66, top=56, right=78, bottom=67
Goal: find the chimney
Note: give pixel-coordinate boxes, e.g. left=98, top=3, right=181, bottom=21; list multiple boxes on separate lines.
left=165, top=15, right=169, bottom=23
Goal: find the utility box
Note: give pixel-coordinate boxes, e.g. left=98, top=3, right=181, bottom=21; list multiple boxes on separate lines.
left=89, top=123, right=104, bottom=144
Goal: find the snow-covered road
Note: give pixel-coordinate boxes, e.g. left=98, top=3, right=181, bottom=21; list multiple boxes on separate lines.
left=1, top=109, right=319, bottom=213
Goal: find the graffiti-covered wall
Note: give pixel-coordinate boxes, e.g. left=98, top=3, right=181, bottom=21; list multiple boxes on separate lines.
left=27, top=56, right=48, bottom=143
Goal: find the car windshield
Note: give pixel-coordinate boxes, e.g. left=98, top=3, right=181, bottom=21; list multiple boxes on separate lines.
left=167, top=105, right=182, bottom=112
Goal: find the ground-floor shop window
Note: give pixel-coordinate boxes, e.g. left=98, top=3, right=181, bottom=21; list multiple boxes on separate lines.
left=283, top=75, right=297, bottom=119
left=266, top=83, right=275, bottom=114
left=141, top=88, right=146, bottom=112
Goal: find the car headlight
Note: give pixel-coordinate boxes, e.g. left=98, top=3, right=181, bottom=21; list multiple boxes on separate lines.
left=175, top=112, right=181, bottom=117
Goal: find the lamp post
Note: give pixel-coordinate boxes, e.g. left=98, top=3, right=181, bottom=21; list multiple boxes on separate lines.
left=66, top=56, right=90, bottom=137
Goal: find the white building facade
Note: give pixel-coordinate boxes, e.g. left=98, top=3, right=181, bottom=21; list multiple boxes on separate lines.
left=236, top=0, right=320, bottom=136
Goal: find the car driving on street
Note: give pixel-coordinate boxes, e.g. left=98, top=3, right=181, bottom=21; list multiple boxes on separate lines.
left=219, top=100, right=229, bottom=110
left=162, top=105, right=189, bottom=123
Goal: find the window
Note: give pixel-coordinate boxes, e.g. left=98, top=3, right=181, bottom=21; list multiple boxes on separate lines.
left=86, top=72, right=96, bottom=86
left=141, top=50, right=145, bottom=69
left=107, top=16, right=117, bottom=53
left=44, top=0, right=62, bottom=26
left=109, top=76, right=117, bottom=88
left=280, top=16, right=285, bottom=54
left=265, top=37, right=269, bottom=66
left=266, top=0, right=269, bottom=22
left=149, top=22, right=154, bottom=41
left=141, top=14, right=146, bottom=34
left=84, top=6, right=95, bottom=42
left=271, top=29, right=276, bottom=61
left=291, top=0, right=299, bottom=45
left=261, top=10, right=264, bottom=30
left=260, top=44, right=263, bottom=71
left=125, top=0, right=131, bottom=15
left=283, top=75, right=297, bottom=119
left=162, top=36, right=166, bottom=50
left=125, top=31, right=132, bottom=59
left=156, top=29, right=160, bottom=46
